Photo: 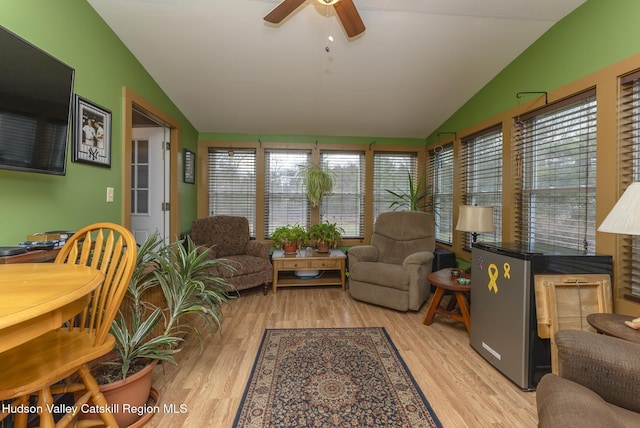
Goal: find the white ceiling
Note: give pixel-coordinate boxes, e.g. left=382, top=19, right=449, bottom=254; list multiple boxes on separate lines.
left=87, top=0, right=587, bottom=139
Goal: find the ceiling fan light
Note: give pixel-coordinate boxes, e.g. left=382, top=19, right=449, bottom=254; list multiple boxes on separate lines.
left=318, top=0, right=340, bottom=5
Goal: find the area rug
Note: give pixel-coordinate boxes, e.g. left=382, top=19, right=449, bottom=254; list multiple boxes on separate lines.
left=233, top=327, right=442, bottom=428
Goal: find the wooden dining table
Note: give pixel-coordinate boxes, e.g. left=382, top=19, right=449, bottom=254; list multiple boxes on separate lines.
left=0, top=263, right=105, bottom=355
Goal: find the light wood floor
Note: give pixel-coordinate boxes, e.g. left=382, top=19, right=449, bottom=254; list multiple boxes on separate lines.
left=148, top=286, right=538, bottom=427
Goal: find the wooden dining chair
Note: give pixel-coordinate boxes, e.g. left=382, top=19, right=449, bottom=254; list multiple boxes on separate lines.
left=0, top=222, right=137, bottom=428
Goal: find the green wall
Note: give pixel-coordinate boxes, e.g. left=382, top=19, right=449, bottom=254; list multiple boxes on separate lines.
left=428, top=0, right=640, bottom=142
left=0, top=0, right=198, bottom=244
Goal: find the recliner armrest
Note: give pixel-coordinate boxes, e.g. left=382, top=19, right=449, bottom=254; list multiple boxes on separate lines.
left=246, top=240, right=271, bottom=260
left=403, top=250, right=434, bottom=268
left=556, top=329, right=640, bottom=413
left=348, top=245, right=379, bottom=264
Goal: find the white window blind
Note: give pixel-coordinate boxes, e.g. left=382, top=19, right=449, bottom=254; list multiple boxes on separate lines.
left=372, top=152, right=418, bottom=223
left=320, top=150, right=365, bottom=238
left=428, top=144, right=454, bottom=244
left=617, top=71, right=640, bottom=300
left=513, top=89, right=597, bottom=251
left=460, top=127, right=503, bottom=248
left=264, top=149, right=311, bottom=238
left=207, top=148, right=257, bottom=236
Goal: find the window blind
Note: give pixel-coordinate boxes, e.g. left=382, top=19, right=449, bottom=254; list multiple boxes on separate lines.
left=320, top=150, right=365, bottom=238
left=372, top=152, right=418, bottom=223
left=207, top=148, right=257, bottom=236
left=264, top=149, right=311, bottom=238
left=617, top=71, right=640, bottom=300
left=459, top=127, right=503, bottom=248
left=428, top=144, right=454, bottom=244
left=513, top=89, right=597, bottom=251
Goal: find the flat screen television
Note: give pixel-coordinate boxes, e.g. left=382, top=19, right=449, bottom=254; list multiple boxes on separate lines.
left=0, top=25, right=75, bottom=175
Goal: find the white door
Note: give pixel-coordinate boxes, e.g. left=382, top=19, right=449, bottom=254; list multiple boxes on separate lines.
left=130, top=127, right=170, bottom=245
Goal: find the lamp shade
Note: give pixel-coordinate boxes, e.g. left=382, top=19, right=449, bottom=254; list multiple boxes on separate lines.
left=456, top=205, right=495, bottom=233
left=598, top=182, right=640, bottom=235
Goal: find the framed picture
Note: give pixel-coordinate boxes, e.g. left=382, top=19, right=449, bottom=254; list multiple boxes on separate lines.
left=72, top=95, right=111, bottom=167
left=184, top=149, right=195, bottom=184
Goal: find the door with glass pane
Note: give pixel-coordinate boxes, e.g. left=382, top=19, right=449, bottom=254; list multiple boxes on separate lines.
left=131, top=127, right=170, bottom=245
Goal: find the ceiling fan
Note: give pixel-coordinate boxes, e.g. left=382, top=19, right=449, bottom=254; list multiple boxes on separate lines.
left=264, top=0, right=366, bottom=38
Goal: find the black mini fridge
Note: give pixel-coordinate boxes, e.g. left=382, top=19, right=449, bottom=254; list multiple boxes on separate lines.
left=469, top=242, right=612, bottom=390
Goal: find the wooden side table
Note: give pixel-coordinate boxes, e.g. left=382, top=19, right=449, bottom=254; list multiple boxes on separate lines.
left=423, top=268, right=472, bottom=333
left=0, top=248, right=60, bottom=264
left=271, top=249, right=346, bottom=294
left=586, top=313, right=640, bottom=344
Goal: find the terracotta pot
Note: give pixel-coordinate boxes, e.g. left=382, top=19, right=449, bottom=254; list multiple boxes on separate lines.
left=81, top=360, right=158, bottom=427
left=316, top=241, right=330, bottom=253
left=282, top=242, right=298, bottom=253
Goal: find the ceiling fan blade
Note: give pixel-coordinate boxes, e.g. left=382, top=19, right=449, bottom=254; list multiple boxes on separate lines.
left=264, top=0, right=307, bottom=24
left=334, top=0, right=366, bottom=38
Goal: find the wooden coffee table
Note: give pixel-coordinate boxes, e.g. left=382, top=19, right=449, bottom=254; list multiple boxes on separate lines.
left=271, top=249, right=346, bottom=294
left=423, top=268, right=472, bottom=333
left=586, top=313, right=640, bottom=344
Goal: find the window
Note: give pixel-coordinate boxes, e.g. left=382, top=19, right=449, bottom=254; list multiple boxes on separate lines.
left=617, top=72, right=640, bottom=300
left=460, top=127, right=503, bottom=247
left=372, top=152, right=418, bottom=223
left=513, top=90, right=597, bottom=251
left=428, top=144, right=454, bottom=244
left=131, top=139, right=149, bottom=215
left=207, top=148, right=257, bottom=235
left=264, top=149, right=311, bottom=237
left=320, top=151, right=365, bottom=238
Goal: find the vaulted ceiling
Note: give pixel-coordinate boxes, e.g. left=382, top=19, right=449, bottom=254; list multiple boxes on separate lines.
left=87, top=0, right=587, bottom=139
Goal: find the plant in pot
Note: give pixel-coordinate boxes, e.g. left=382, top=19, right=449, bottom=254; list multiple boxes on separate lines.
left=385, top=170, right=437, bottom=213
left=84, top=232, right=235, bottom=427
left=308, top=221, right=344, bottom=253
left=271, top=224, right=308, bottom=254
left=299, top=162, right=335, bottom=207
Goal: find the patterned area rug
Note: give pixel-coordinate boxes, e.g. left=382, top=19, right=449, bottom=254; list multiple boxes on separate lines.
left=233, top=327, right=442, bottom=428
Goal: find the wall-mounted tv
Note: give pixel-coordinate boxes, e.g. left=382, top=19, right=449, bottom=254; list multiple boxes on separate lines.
left=0, top=25, right=75, bottom=175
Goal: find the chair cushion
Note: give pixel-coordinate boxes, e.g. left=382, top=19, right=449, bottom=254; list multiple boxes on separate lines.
left=191, top=216, right=250, bottom=257
left=350, top=262, right=409, bottom=291
left=372, top=212, right=435, bottom=265
left=216, top=255, right=272, bottom=279
left=537, top=374, right=640, bottom=428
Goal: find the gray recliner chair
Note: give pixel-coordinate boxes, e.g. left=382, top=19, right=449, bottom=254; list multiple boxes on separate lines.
left=348, top=211, right=436, bottom=311
left=536, top=329, right=640, bottom=427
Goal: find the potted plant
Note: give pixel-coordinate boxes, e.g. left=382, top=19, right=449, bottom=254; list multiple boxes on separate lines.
left=385, top=170, right=436, bottom=213
left=84, top=232, right=235, bottom=427
left=271, top=224, right=308, bottom=253
left=308, top=221, right=344, bottom=252
left=300, top=162, right=335, bottom=207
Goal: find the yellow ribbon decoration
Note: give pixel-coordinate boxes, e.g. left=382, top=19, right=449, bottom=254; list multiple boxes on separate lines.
left=503, top=262, right=511, bottom=279
left=487, top=263, right=499, bottom=294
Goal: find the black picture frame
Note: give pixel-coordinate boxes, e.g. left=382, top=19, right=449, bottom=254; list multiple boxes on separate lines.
left=184, top=149, right=195, bottom=184
left=72, top=95, right=112, bottom=167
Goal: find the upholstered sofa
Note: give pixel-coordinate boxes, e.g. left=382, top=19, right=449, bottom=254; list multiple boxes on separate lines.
left=536, top=329, right=640, bottom=427
left=190, top=216, right=272, bottom=293
left=348, top=211, right=436, bottom=311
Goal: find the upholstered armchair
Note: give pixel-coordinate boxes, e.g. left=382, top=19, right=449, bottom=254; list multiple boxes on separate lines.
left=191, top=216, right=272, bottom=293
left=348, top=211, right=436, bottom=311
left=537, top=329, right=640, bottom=427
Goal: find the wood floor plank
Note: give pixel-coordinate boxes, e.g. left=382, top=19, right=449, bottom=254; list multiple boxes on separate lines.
left=147, top=286, right=538, bottom=427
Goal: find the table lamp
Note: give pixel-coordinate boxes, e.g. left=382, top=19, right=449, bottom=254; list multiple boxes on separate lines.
left=598, top=182, right=640, bottom=235
left=456, top=205, right=495, bottom=243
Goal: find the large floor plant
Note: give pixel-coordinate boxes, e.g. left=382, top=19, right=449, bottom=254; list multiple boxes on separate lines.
left=98, top=232, right=236, bottom=382
left=83, top=233, right=236, bottom=426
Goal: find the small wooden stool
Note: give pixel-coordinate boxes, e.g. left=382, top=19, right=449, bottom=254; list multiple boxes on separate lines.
left=423, top=268, right=471, bottom=333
